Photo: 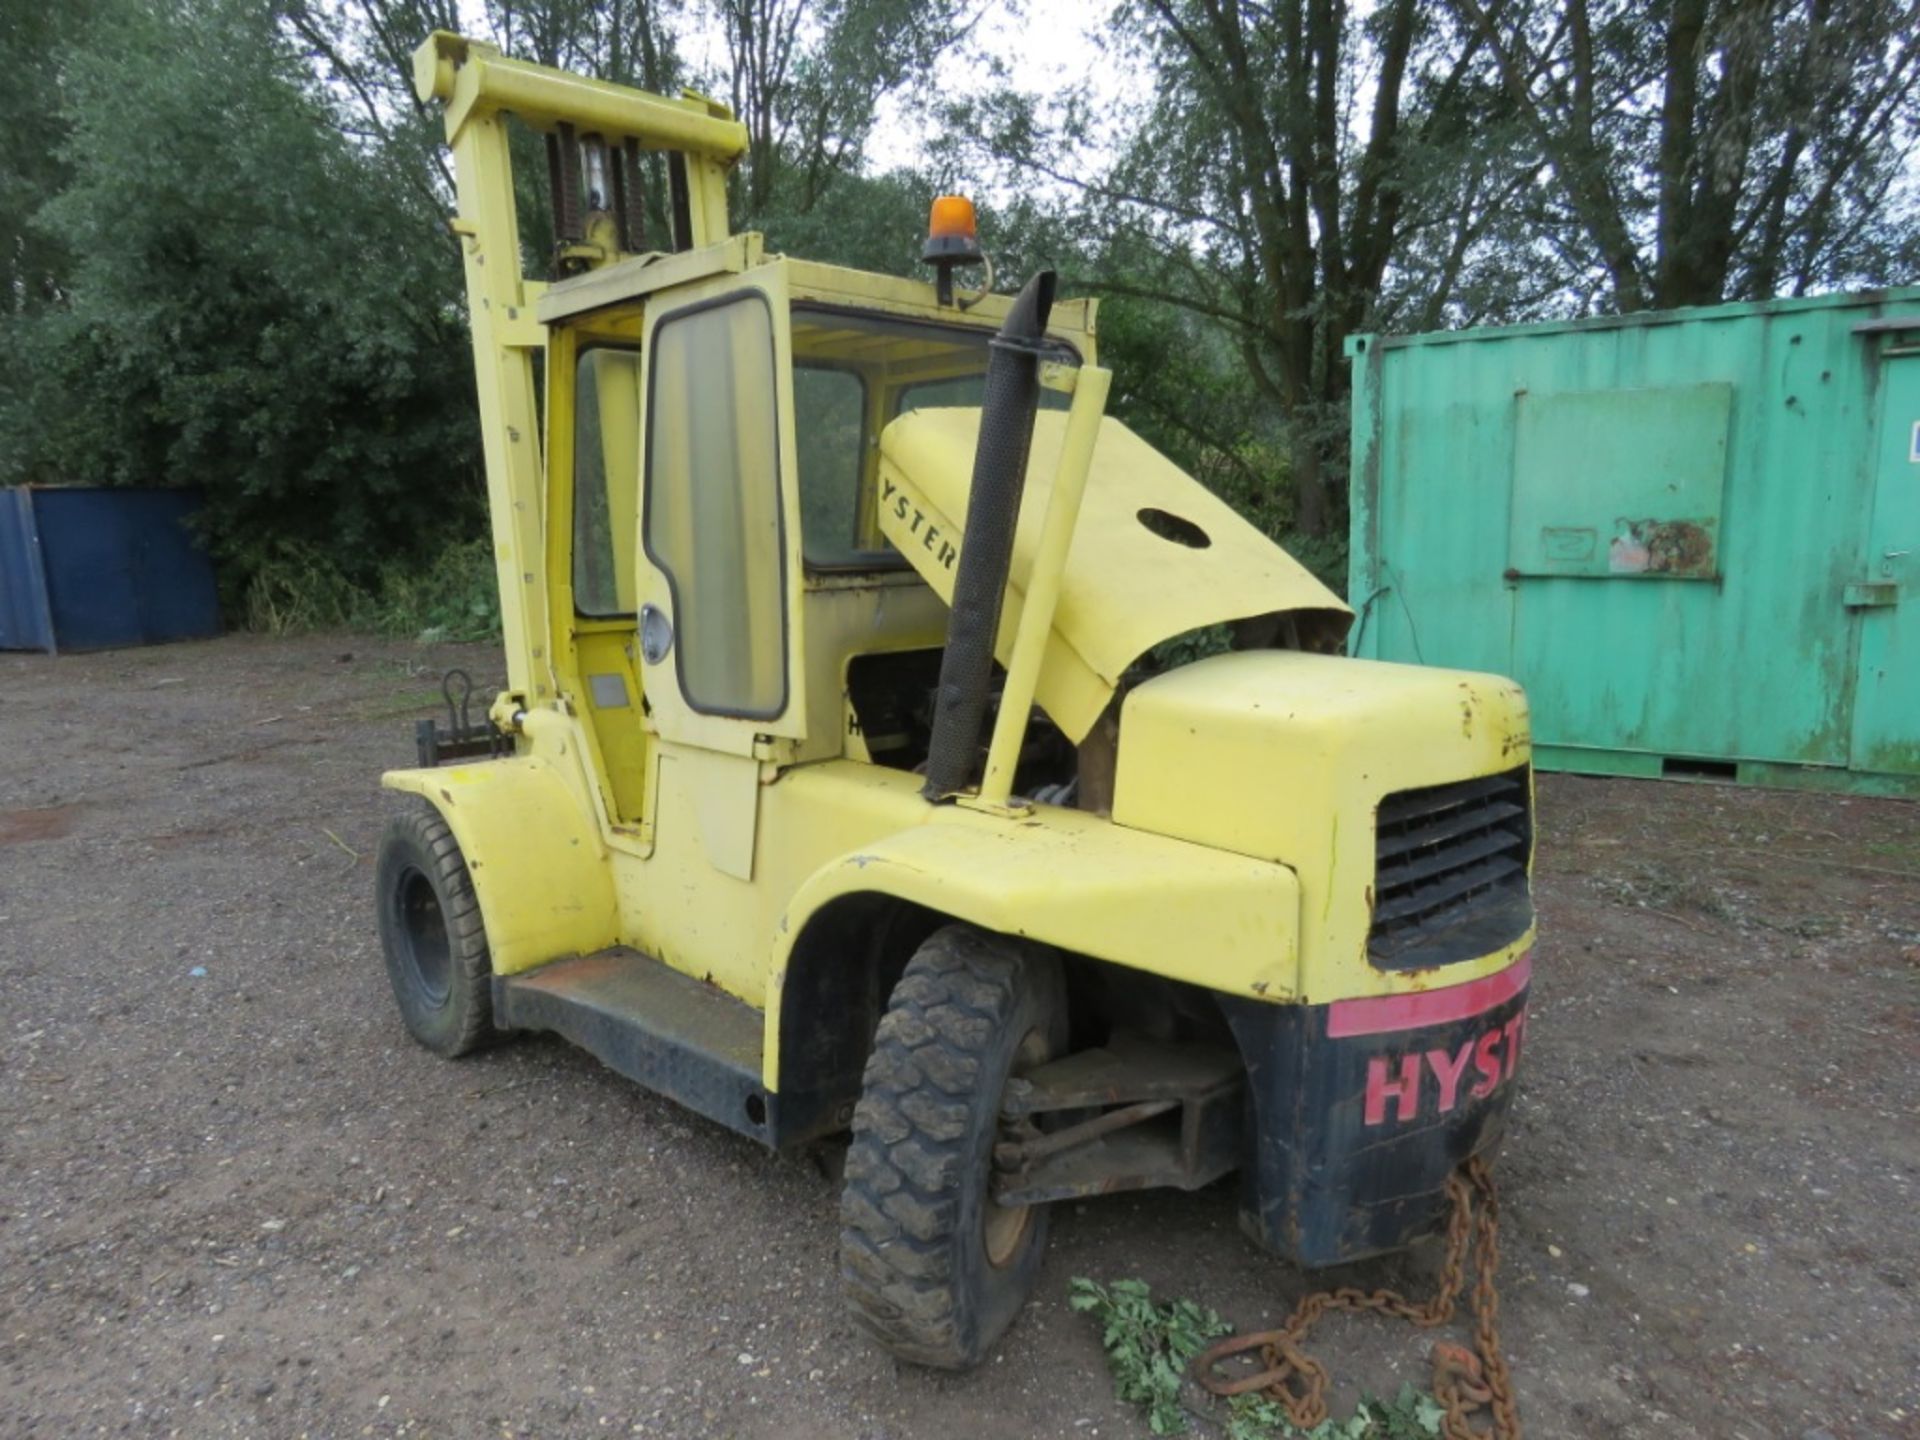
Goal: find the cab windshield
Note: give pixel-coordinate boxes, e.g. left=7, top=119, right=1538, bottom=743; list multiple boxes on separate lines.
left=790, top=307, right=1067, bottom=571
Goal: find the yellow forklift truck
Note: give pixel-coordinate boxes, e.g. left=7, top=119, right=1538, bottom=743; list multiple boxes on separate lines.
left=379, top=32, right=1537, bottom=1369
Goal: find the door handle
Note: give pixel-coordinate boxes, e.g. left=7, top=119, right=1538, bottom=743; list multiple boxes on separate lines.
left=639, top=602, right=673, bottom=663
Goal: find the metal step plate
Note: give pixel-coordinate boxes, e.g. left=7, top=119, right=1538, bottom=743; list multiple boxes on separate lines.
left=495, top=948, right=769, bottom=1143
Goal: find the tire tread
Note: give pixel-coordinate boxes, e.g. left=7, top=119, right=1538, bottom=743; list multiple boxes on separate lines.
left=376, top=799, right=495, bottom=1057
left=839, top=926, right=1044, bottom=1368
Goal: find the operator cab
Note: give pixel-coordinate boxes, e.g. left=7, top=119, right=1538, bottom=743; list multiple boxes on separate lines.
left=538, top=246, right=1095, bottom=830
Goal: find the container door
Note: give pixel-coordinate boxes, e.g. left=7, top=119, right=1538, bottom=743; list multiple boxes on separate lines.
left=633, top=264, right=805, bottom=882
left=0, top=491, right=54, bottom=652
left=1848, top=348, right=1920, bottom=776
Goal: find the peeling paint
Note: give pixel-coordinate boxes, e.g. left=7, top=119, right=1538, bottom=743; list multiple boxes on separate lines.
left=1607, top=517, right=1716, bottom=577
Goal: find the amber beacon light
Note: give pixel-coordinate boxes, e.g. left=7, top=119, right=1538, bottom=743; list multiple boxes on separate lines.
left=923, top=194, right=989, bottom=306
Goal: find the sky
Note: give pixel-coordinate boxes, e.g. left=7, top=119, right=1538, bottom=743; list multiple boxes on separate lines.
left=864, top=3, right=1131, bottom=175
left=670, top=0, right=1137, bottom=183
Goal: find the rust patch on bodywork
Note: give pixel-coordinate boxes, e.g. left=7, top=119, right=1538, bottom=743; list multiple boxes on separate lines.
left=1608, top=518, right=1716, bottom=577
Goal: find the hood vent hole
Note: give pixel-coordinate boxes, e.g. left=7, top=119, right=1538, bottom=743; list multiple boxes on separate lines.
left=1138, top=507, right=1211, bottom=549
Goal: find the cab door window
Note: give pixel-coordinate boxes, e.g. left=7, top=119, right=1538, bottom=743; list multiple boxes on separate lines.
left=643, top=293, right=788, bottom=719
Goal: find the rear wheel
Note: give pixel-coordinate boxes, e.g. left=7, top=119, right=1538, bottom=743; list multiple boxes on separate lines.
left=375, top=800, right=494, bottom=1057
left=839, top=924, right=1064, bottom=1369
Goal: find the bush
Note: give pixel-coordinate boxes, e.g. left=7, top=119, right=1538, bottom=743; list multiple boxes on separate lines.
left=244, top=537, right=500, bottom=642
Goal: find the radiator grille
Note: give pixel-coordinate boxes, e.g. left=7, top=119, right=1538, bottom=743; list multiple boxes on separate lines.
left=1369, top=767, right=1533, bottom=969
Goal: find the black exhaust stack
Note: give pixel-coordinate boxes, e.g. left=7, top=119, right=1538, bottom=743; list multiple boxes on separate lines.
left=922, top=270, right=1057, bottom=800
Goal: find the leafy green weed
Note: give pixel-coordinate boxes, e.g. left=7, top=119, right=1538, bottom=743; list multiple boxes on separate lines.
left=1071, top=1277, right=1446, bottom=1440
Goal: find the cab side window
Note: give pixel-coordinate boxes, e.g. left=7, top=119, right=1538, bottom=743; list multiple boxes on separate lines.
left=644, top=294, right=788, bottom=718
left=793, top=365, right=870, bottom=567
left=573, top=347, right=641, bottom=616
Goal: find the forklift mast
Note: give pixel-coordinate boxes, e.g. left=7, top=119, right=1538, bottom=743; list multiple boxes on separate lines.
left=410, top=30, right=745, bottom=708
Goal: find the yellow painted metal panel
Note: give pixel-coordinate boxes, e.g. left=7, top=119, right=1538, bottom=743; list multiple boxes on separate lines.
left=417, top=32, right=747, bottom=163
left=445, top=110, right=549, bottom=705
left=757, top=762, right=1303, bottom=1087
left=384, top=757, right=619, bottom=975
left=611, top=749, right=932, bottom=1008
left=1112, top=649, right=1534, bottom=1004
left=878, top=410, right=1352, bottom=740
left=572, top=629, right=651, bottom=825
left=537, top=235, right=764, bottom=324
left=790, top=575, right=949, bottom=766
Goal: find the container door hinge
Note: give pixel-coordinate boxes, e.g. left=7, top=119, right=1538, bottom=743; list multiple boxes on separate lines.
left=1844, top=581, right=1900, bottom=608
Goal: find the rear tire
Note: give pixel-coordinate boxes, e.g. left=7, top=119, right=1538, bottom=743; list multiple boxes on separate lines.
left=839, top=923, right=1064, bottom=1369
left=375, top=800, right=494, bottom=1057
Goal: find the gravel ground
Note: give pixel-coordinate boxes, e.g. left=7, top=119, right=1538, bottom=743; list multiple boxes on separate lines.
left=2, top=634, right=1917, bottom=1440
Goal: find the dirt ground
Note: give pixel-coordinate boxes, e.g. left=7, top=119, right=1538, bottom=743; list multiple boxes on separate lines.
left=2, top=634, right=1917, bottom=1440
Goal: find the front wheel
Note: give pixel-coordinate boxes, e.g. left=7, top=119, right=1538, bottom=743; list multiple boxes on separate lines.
left=374, top=800, right=495, bottom=1057
left=839, top=924, right=1065, bottom=1369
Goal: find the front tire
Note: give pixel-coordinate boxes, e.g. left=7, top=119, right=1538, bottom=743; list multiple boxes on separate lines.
left=839, top=924, right=1065, bottom=1369
left=374, top=800, right=494, bottom=1057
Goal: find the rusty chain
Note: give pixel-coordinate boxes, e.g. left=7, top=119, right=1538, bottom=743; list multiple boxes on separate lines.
left=1192, top=1157, right=1520, bottom=1439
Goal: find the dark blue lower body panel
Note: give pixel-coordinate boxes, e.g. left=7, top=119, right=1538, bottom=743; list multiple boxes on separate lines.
left=1220, top=955, right=1530, bottom=1266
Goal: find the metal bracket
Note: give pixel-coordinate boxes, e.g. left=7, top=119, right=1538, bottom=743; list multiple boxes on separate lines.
left=991, top=1035, right=1244, bottom=1207
left=1844, top=581, right=1900, bottom=609
left=415, top=668, right=513, bottom=767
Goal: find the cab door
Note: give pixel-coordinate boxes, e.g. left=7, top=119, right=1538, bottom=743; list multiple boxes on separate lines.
left=635, top=264, right=807, bottom=880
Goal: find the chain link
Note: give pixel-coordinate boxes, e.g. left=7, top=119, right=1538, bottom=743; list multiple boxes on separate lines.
left=1192, top=1157, right=1520, bottom=1439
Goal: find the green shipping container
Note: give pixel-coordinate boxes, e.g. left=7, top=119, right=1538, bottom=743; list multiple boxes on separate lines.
left=1348, top=287, right=1920, bottom=796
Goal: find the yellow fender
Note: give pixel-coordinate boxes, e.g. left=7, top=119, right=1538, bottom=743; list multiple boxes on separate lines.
left=763, top=809, right=1303, bottom=1089
left=383, top=757, right=619, bottom=975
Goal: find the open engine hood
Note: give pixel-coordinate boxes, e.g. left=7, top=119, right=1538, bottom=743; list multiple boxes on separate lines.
left=876, top=408, right=1353, bottom=742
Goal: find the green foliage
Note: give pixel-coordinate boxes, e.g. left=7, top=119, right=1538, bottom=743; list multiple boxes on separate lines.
left=244, top=537, right=500, bottom=641
left=3, top=0, right=1913, bottom=640
left=712, top=0, right=978, bottom=221
left=1222, top=1385, right=1444, bottom=1440
left=0, top=0, right=483, bottom=607
left=0, top=0, right=97, bottom=321
left=1071, top=1278, right=1445, bottom=1440
left=757, top=168, right=935, bottom=277
left=370, top=536, right=503, bottom=642
left=242, top=542, right=367, bottom=636
left=1069, top=1277, right=1232, bottom=1435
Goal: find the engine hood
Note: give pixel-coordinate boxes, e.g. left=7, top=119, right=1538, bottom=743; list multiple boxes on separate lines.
left=877, top=408, right=1351, bottom=742
left=1111, top=648, right=1534, bottom=1002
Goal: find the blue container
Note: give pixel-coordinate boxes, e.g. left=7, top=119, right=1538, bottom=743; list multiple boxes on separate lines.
left=0, top=487, right=221, bottom=653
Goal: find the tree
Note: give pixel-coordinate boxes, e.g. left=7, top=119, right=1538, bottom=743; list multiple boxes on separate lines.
left=0, top=0, right=102, bottom=320
left=711, top=0, right=976, bottom=221
left=0, top=0, right=482, bottom=583
left=1450, top=0, right=1920, bottom=308
left=953, top=0, right=1518, bottom=538
left=954, top=0, right=1920, bottom=544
